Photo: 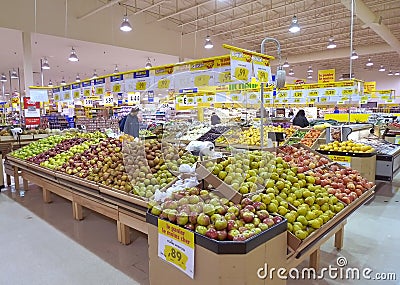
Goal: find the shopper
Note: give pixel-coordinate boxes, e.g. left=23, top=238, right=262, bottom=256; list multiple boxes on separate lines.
left=123, top=106, right=141, bottom=138
left=334, top=106, right=340, bottom=114
left=210, top=112, right=221, bottom=125
left=292, top=109, right=309, bottom=128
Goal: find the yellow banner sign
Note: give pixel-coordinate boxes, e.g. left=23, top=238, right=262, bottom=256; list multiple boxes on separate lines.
left=318, top=69, right=335, bottom=83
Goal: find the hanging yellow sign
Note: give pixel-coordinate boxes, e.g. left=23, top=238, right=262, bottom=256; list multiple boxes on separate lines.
left=318, top=69, right=335, bottom=83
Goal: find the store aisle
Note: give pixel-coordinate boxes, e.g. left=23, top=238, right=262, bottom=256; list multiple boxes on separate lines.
left=0, top=189, right=144, bottom=285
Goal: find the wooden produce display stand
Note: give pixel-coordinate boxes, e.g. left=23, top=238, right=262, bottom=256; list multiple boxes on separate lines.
left=0, top=134, right=49, bottom=155
left=5, top=155, right=148, bottom=245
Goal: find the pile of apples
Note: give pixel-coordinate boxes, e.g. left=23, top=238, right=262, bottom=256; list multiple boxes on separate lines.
left=309, top=164, right=374, bottom=205
left=300, top=129, right=322, bottom=147
left=11, top=135, right=65, bottom=159
left=149, top=189, right=284, bottom=241
left=278, top=145, right=330, bottom=171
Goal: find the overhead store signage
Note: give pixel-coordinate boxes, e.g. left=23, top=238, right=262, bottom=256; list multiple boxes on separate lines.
left=111, top=75, right=123, bottom=93
left=153, top=66, right=174, bottom=90
left=84, top=98, right=93, bottom=107
left=190, top=60, right=215, bottom=87
left=104, top=92, right=114, bottom=106
left=93, top=78, right=105, bottom=95
left=127, top=92, right=140, bottom=105
left=364, top=81, right=376, bottom=94
left=82, top=80, right=92, bottom=97
left=71, top=83, right=81, bottom=99
left=148, top=91, right=154, bottom=103
left=318, top=69, right=335, bottom=83
left=29, top=87, right=49, bottom=102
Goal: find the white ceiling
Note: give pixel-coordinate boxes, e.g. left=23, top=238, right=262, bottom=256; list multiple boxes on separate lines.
left=0, top=0, right=399, bottom=94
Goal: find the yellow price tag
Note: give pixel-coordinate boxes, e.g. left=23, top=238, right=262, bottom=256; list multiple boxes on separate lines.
left=84, top=89, right=91, bottom=96
left=158, top=79, right=170, bottom=89
left=136, top=81, right=147, bottom=91
left=177, top=97, right=183, bottom=103
left=338, top=101, right=345, bottom=104
left=164, top=245, right=188, bottom=271
left=278, top=92, right=287, bottom=98
left=325, top=89, right=336, bottom=96
left=73, top=91, right=80, bottom=99
left=96, top=87, right=104, bottom=95
left=294, top=92, right=303, bottom=98
left=282, top=99, right=288, bottom=103
left=360, top=100, right=367, bottom=104
left=194, top=75, right=210, bottom=87
left=294, top=98, right=301, bottom=103
left=54, top=94, right=60, bottom=101
left=381, top=95, right=389, bottom=100
left=219, top=72, right=232, bottom=83
left=232, top=95, right=239, bottom=101
left=249, top=93, right=257, bottom=100
left=321, top=97, right=327, bottom=102
left=206, top=96, right=214, bottom=102
left=341, top=96, right=349, bottom=101
left=64, top=93, right=71, bottom=100
left=309, top=91, right=319, bottom=97
left=264, top=94, right=271, bottom=98
left=234, top=67, right=249, bottom=81
left=112, top=84, right=121, bottom=93
left=308, top=98, right=316, bottom=103
left=196, top=96, right=203, bottom=103
left=257, top=70, right=268, bottom=82
left=342, top=89, right=353, bottom=96
left=187, top=97, right=194, bottom=103
left=361, top=96, right=369, bottom=100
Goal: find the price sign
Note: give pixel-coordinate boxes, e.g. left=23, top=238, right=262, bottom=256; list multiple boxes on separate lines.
left=308, top=98, right=317, bottom=103
left=337, top=101, right=345, bottom=104
left=341, top=96, right=349, bottom=101
left=277, top=92, right=288, bottom=98
left=386, top=99, right=394, bottom=103
left=136, top=81, right=147, bottom=91
left=104, top=95, right=114, bottom=106
left=264, top=93, right=272, bottom=99
left=83, top=89, right=91, bottom=97
left=187, top=97, right=194, bottom=104
left=128, top=92, right=140, bottom=105
left=84, top=99, right=93, bottom=107
left=158, top=219, right=194, bottom=278
left=294, top=98, right=302, bottom=103
left=196, top=96, right=203, bottom=103
left=320, top=97, right=328, bottom=102
left=54, top=94, right=60, bottom=101
left=234, top=67, right=249, bottom=81
left=176, top=96, right=183, bottom=104
left=218, top=71, right=232, bottom=84
left=309, top=90, right=319, bottom=97
left=342, top=88, right=353, bottom=96
left=282, top=99, right=288, bottom=103
left=194, top=75, right=210, bottom=87
left=63, top=92, right=71, bottom=100
left=157, top=79, right=170, bottom=89
left=206, top=95, right=215, bottom=102
left=249, top=93, right=257, bottom=100
left=381, top=95, right=389, bottom=100
left=360, top=100, right=367, bottom=104
left=73, top=91, right=80, bottom=99
left=293, top=91, right=303, bottom=98
left=325, top=89, right=336, bottom=96
left=328, top=155, right=351, bottom=167
left=112, top=84, right=121, bottom=93
left=95, top=86, right=104, bottom=95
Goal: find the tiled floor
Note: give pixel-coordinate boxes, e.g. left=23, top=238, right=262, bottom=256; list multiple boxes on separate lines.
left=1, top=177, right=400, bottom=284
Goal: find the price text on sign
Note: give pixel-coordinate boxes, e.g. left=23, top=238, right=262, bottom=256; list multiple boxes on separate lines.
left=249, top=93, right=257, bottom=100
left=294, top=98, right=301, bottom=103
left=219, top=72, right=232, bottom=83
left=234, top=67, right=249, bottom=81
left=104, top=96, right=113, bottom=106
left=308, top=98, right=316, bottom=103
left=64, top=93, right=71, bottom=100
left=196, top=96, right=203, bottom=103
left=84, top=89, right=91, bottom=96
left=321, top=97, right=327, bottom=102
left=342, top=89, right=353, bottom=96
left=264, top=93, right=271, bottom=98
left=309, top=91, right=319, bottom=97
left=73, top=91, right=80, bottom=99
left=257, top=70, right=268, bottom=82
left=158, top=79, right=170, bottom=89
left=294, top=92, right=303, bottom=98
left=158, top=219, right=194, bottom=278
left=206, top=95, right=214, bottom=102
left=325, top=89, right=336, bottom=96
left=96, top=87, right=104, bottom=95
left=136, top=81, right=147, bottom=91
left=113, top=84, right=121, bottom=93
left=278, top=92, right=287, bottom=98
left=54, top=94, right=60, bottom=101
left=231, top=95, right=239, bottom=101
left=84, top=99, right=93, bottom=107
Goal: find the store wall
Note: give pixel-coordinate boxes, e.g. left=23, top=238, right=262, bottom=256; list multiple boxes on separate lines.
left=357, top=70, right=400, bottom=95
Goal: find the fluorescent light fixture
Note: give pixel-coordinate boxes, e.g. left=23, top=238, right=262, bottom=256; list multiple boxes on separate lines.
left=379, top=65, right=385, bottom=72
left=113, top=65, right=119, bottom=74
left=307, top=66, right=313, bottom=73
left=327, top=38, right=337, bottom=49
left=307, top=73, right=312, bottom=79
left=68, top=47, right=79, bottom=62
left=61, top=78, right=66, bottom=85
left=388, top=70, right=393, bottom=76
left=204, top=36, right=214, bottom=49
left=75, top=74, right=81, bottom=82
left=10, top=70, right=18, bottom=79
left=48, top=80, right=53, bottom=87
left=41, top=58, right=50, bottom=70
left=289, top=15, right=300, bottom=33
left=0, top=74, right=7, bottom=82
left=288, top=69, right=294, bottom=76
left=145, top=58, right=152, bottom=69
left=350, top=50, right=358, bottom=60
left=282, top=60, right=290, bottom=68
left=366, top=57, right=374, bottom=67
